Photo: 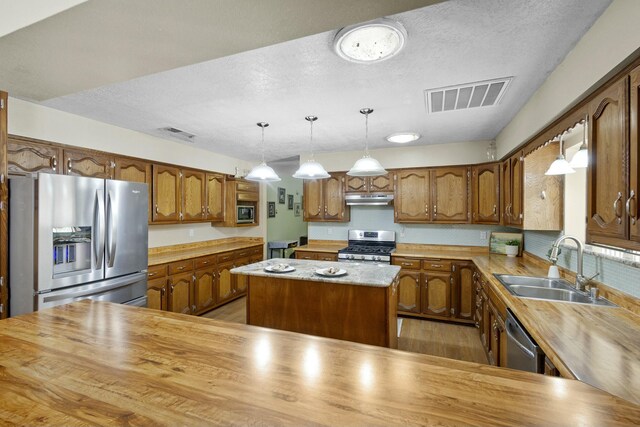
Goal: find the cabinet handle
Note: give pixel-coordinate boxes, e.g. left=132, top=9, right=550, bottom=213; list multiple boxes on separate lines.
left=67, top=158, right=72, bottom=173
left=425, top=204, right=429, bottom=215
left=155, top=204, right=159, bottom=214
left=613, top=192, right=623, bottom=223
left=148, top=272, right=155, bottom=277
left=179, top=212, right=184, bottom=220
left=192, top=304, right=196, bottom=313
left=207, top=207, right=211, bottom=214
left=51, top=156, right=57, bottom=171
left=202, top=206, right=205, bottom=217
left=177, top=266, right=185, bottom=270
left=401, top=262, right=413, bottom=266
left=433, top=205, right=437, bottom=217
left=202, top=261, right=209, bottom=265
left=493, top=205, right=497, bottom=216
left=110, top=161, right=116, bottom=169
left=161, top=287, right=165, bottom=297
left=475, top=322, right=480, bottom=329
left=170, top=284, right=174, bottom=293
left=626, top=190, right=637, bottom=225
left=430, top=264, right=443, bottom=268
left=450, top=308, right=455, bottom=315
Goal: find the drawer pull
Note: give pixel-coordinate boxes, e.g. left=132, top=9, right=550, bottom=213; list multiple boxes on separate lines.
left=401, top=262, right=413, bottom=266
left=148, top=272, right=155, bottom=277
left=430, top=264, right=443, bottom=268
left=177, top=266, right=185, bottom=270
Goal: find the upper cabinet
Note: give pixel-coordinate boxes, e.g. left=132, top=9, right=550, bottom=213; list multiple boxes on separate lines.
left=206, top=173, right=225, bottom=222
left=221, top=178, right=259, bottom=227
left=153, top=165, right=182, bottom=223
left=64, top=148, right=114, bottom=179
left=114, top=157, right=152, bottom=222
left=303, top=173, right=349, bottom=222
left=501, top=151, right=523, bottom=227
left=182, top=169, right=206, bottom=222
left=7, top=136, right=62, bottom=175
left=587, top=68, right=640, bottom=251
left=346, top=173, right=395, bottom=193
left=395, top=169, right=430, bottom=222
left=472, top=163, right=500, bottom=224
left=431, top=166, right=470, bottom=223
left=522, top=143, right=563, bottom=230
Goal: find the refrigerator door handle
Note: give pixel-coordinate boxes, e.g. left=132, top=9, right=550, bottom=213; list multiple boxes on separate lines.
left=94, top=189, right=106, bottom=270
left=106, top=191, right=117, bottom=268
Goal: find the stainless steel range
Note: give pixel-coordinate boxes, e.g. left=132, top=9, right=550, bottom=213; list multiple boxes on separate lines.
left=338, top=230, right=396, bottom=264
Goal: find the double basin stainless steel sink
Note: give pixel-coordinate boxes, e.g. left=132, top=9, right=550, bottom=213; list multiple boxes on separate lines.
left=493, top=274, right=617, bottom=307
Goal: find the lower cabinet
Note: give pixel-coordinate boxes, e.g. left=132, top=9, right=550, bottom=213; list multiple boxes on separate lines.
left=397, top=270, right=421, bottom=313
left=422, top=271, right=452, bottom=318
left=475, top=271, right=507, bottom=367
left=147, top=245, right=263, bottom=316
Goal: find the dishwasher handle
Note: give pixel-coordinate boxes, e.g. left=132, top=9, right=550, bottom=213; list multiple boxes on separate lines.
left=506, top=315, right=536, bottom=359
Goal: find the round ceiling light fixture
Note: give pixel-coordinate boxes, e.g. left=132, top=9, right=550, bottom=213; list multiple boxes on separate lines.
left=386, top=132, right=421, bottom=144
left=333, top=18, right=407, bottom=64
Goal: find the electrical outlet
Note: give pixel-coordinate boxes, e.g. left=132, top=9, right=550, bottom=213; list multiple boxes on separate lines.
left=400, top=226, right=406, bottom=238
left=327, top=228, right=332, bottom=235
left=480, top=231, right=488, bottom=240
left=189, top=228, right=195, bottom=237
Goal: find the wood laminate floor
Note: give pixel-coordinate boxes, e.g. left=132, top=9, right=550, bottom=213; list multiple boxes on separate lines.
left=202, top=297, right=488, bottom=365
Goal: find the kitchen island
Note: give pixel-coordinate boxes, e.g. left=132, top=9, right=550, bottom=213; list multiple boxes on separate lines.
left=231, top=258, right=400, bottom=347
left=0, top=301, right=638, bottom=426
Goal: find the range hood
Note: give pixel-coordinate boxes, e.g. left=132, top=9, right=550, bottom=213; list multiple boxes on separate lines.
left=345, top=194, right=394, bottom=206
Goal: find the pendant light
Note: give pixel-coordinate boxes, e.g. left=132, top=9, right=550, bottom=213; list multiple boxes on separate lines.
left=347, top=108, right=387, bottom=177
left=569, top=116, right=589, bottom=169
left=245, top=122, right=281, bottom=182
left=293, top=116, right=330, bottom=179
left=545, top=132, right=575, bottom=175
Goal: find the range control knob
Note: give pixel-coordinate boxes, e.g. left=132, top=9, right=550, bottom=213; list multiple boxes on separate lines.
left=373, top=256, right=380, bottom=261
left=348, top=254, right=355, bottom=260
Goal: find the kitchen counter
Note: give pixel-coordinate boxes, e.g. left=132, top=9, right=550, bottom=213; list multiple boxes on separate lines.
left=148, top=238, right=263, bottom=265
left=294, top=241, right=346, bottom=253
left=0, top=301, right=637, bottom=426
left=231, top=258, right=400, bottom=287
left=295, top=242, right=640, bottom=404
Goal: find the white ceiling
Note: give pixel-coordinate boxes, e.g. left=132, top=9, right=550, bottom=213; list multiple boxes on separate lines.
left=3, top=0, right=612, bottom=163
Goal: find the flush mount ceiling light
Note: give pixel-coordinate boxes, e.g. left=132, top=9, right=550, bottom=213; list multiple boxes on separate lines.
left=293, top=116, right=331, bottom=180
left=545, top=132, right=575, bottom=176
left=245, top=122, right=281, bottom=182
left=386, top=132, right=421, bottom=144
left=333, top=18, right=407, bottom=64
left=569, top=116, right=589, bottom=169
left=348, top=108, right=387, bottom=177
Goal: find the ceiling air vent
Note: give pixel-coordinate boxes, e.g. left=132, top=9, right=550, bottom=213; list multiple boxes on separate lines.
left=425, top=77, right=512, bottom=113
left=158, top=126, right=196, bottom=143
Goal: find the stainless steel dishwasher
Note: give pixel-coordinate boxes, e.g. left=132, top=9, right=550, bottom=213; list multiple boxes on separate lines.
left=505, top=310, right=545, bottom=373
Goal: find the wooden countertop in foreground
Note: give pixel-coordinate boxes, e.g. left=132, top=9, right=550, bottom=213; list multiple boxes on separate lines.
left=0, top=301, right=638, bottom=426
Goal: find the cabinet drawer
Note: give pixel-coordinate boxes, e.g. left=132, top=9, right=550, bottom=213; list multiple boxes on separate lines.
left=392, top=257, right=421, bottom=270
left=249, top=254, right=263, bottom=263
left=237, top=192, right=259, bottom=202
left=422, top=260, right=452, bottom=272
left=316, top=253, right=338, bottom=261
left=147, top=264, right=167, bottom=279
left=235, top=249, right=249, bottom=259
left=217, top=251, right=235, bottom=263
left=168, top=260, right=194, bottom=275
left=194, top=255, right=216, bottom=270
left=249, top=245, right=263, bottom=256
left=237, top=181, right=258, bottom=192
left=296, top=252, right=316, bottom=260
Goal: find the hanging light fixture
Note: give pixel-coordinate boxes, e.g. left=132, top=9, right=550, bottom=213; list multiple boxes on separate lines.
left=347, top=108, right=387, bottom=177
left=569, top=116, right=589, bottom=169
left=245, top=122, right=281, bottom=182
left=545, top=132, right=575, bottom=175
left=293, top=116, right=331, bottom=180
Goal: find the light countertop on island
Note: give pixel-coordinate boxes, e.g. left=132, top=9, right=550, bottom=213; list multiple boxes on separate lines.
left=231, top=258, right=400, bottom=287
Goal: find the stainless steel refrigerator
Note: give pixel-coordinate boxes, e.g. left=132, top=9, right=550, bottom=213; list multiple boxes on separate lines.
left=9, top=173, right=149, bottom=316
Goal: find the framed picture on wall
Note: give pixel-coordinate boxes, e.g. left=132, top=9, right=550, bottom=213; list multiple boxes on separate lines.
left=278, top=187, right=285, bottom=204
left=288, top=194, right=294, bottom=210
left=268, top=201, right=276, bottom=218
left=294, top=202, right=301, bottom=217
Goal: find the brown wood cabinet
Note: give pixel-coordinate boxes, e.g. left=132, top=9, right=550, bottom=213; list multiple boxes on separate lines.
left=295, top=251, right=338, bottom=261
left=422, top=271, right=451, bottom=317
left=522, top=143, right=563, bottom=230
left=396, top=269, right=421, bottom=313
left=7, top=136, right=62, bottom=175
left=631, top=65, right=640, bottom=246
left=64, top=148, right=114, bottom=179
left=216, top=260, right=235, bottom=303
left=194, top=267, right=216, bottom=313
left=431, top=166, right=470, bottom=223
left=453, top=262, right=475, bottom=322
left=222, top=178, right=259, bottom=227
left=206, top=173, right=225, bottom=222
left=395, top=169, right=430, bottom=222
left=182, top=169, right=206, bottom=222
left=475, top=271, right=507, bottom=367
left=502, top=151, right=524, bottom=226
left=0, top=91, right=6, bottom=319
left=114, top=157, right=152, bottom=222
left=472, top=163, right=500, bottom=224
left=168, top=271, right=193, bottom=315
left=346, top=173, right=395, bottom=193
left=303, top=173, right=349, bottom=222
left=147, top=276, right=168, bottom=311
left=153, top=164, right=182, bottom=223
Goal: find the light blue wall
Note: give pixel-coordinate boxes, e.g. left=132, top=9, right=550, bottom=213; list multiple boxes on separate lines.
left=524, top=231, right=640, bottom=298
left=308, top=206, right=512, bottom=246
left=266, top=176, right=307, bottom=258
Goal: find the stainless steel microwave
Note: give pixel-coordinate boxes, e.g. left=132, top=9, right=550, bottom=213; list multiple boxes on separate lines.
left=237, top=205, right=255, bottom=224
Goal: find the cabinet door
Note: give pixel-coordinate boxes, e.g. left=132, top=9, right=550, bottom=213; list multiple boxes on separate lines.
left=115, top=158, right=152, bottom=222
left=346, top=175, right=367, bottom=193
left=234, top=256, right=250, bottom=294
left=481, top=290, right=491, bottom=353
left=587, top=76, right=629, bottom=242
left=64, top=148, right=114, bottom=179
left=182, top=169, right=206, bottom=222
left=432, top=167, right=469, bottom=222
left=369, top=172, right=394, bottom=192
left=303, top=179, right=323, bottom=221
left=397, top=270, right=421, bottom=313
left=152, top=165, right=182, bottom=222
left=422, top=272, right=451, bottom=318
left=472, top=163, right=500, bottom=224
left=395, top=169, right=430, bottom=222
left=501, top=159, right=511, bottom=225
left=146, top=277, right=167, bottom=311
left=168, top=272, right=193, bottom=315
left=631, top=66, right=640, bottom=244
left=509, top=152, right=524, bottom=226
left=523, top=143, right=563, bottom=230
left=7, top=137, right=62, bottom=175
left=194, top=267, right=216, bottom=312
left=216, top=261, right=235, bottom=303
left=454, top=263, right=475, bottom=321
left=206, top=173, right=225, bottom=222
left=324, top=174, right=347, bottom=220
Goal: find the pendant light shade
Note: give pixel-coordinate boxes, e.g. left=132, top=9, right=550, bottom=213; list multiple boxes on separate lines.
left=569, top=116, right=589, bottom=169
left=245, top=122, right=281, bottom=182
left=293, top=116, right=330, bottom=179
left=545, top=133, right=575, bottom=176
left=347, top=108, right=387, bottom=177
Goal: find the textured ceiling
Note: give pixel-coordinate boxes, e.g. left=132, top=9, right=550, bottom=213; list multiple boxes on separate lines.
left=12, top=0, right=613, bottom=163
